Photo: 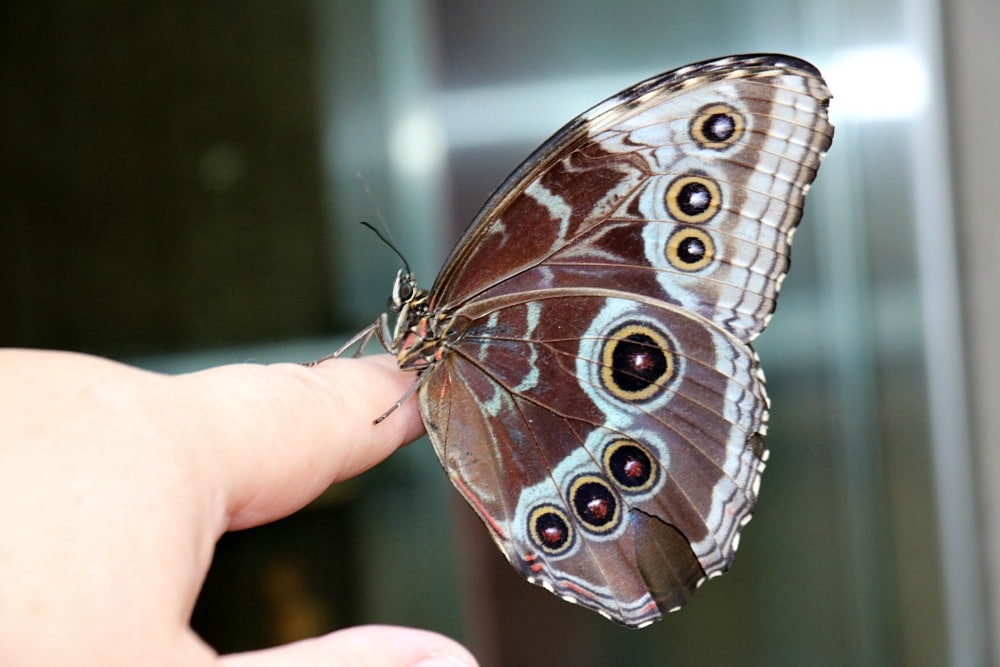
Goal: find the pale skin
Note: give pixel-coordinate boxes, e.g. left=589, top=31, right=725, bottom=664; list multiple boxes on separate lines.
left=0, top=349, right=478, bottom=667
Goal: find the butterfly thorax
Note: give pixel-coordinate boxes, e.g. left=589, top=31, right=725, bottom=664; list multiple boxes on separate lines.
left=395, top=310, right=451, bottom=372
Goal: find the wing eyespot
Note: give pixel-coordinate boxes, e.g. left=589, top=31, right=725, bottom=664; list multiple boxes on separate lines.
left=690, top=103, right=745, bottom=150
left=665, top=226, right=715, bottom=272
left=599, top=322, right=676, bottom=402
left=569, top=475, right=622, bottom=534
left=528, top=505, right=575, bottom=555
left=665, top=174, right=722, bottom=224
left=603, top=439, right=659, bottom=494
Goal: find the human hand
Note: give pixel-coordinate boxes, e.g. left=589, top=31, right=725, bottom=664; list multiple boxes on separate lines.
left=0, top=349, right=478, bottom=667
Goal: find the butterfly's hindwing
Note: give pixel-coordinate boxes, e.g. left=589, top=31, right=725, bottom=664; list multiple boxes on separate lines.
left=419, top=290, right=769, bottom=626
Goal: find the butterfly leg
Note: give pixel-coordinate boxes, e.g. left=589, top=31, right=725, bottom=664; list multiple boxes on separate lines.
left=373, top=374, right=423, bottom=424
left=305, top=313, right=393, bottom=365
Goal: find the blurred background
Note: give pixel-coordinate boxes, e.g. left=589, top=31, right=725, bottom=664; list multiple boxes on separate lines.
left=1, top=1, right=997, bottom=665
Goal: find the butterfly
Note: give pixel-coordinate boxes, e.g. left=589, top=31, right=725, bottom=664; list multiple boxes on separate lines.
left=335, top=53, right=833, bottom=627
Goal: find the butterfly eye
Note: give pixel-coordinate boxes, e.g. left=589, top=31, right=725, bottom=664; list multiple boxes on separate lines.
left=390, top=274, right=417, bottom=311
left=397, top=281, right=414, bottom=302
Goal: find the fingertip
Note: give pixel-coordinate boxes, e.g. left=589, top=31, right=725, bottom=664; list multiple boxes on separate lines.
left=308, top=355, right=426, bottom=447
left=175, top=355, right=426, bottom=530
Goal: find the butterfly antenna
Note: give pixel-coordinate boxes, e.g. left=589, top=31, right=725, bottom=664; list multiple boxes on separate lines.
left=355, top=173, right=411, bottom=274
left=356, top=173, right=396, bottom=236
left=359, top=220, right=412, bottom=274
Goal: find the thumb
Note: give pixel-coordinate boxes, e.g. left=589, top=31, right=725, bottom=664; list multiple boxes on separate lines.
left=217, top=625, right=478, bottom=667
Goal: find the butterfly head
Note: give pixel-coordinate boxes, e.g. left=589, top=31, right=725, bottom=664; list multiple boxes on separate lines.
left=384, top=268, right=437, bottom=371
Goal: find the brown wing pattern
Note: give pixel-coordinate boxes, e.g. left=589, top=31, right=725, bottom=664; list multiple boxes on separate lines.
left=406, top=54, right=832, bottom=626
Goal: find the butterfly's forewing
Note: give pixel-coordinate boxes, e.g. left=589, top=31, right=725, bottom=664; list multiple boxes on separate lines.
left=430, top=54, right=833, bottom=343
left=411, top=54, right=832, bottom=627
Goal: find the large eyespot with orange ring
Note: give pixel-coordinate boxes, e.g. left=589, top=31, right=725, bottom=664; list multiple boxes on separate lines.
left=568, top=475, right=621, bottom=534
left=690, top=103, right=745, bottom=150
left=603, top=439, right=659, bottom=494
left=600, top=322, right=676, bottom=402
left=528, top=505, right=575, bottom=556
left=666, top=226, right=715, bottom=272
left=665, top=174, right=721, bottom=224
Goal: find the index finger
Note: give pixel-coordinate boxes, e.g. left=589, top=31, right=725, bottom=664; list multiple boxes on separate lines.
left=171, top=355, right=424, bottom=532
